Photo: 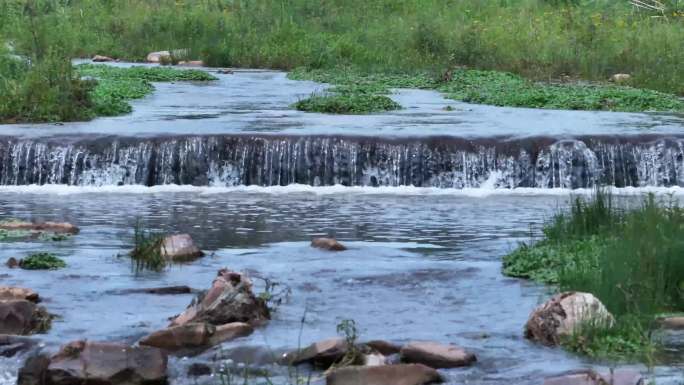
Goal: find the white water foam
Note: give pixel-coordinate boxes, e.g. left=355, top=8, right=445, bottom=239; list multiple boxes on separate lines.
left=0, top=184, right=683, bottom=197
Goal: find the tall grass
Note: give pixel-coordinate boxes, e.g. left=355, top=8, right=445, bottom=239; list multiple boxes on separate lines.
left=3, top=0, right=682, bottom=95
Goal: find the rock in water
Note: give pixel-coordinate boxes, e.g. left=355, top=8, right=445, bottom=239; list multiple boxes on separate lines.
left=170, top=269, right=270, bottom=327
left=146, top=51, right=171, bottom=63
left=0, top=300, right=52, bottom=335
left=326, top=364, right=443, bottom=385
left=139, top=322, right=253, bottom=352
left=0, top=286, right=40, bottom=302
left=0, top=335, right=38, bottom=358
left=400, top=341, right=476, bottom=368
left=525, top=292, right=614, bottom=346
left=0, top=221, right=79, bottom=234
left=284, top=338, right=349, bottom=367
left=311, top=238, right=347, bottom=251
left=92, top=55, right=114, bottom=62
left=160, top=234, right=204, bottom=261
left=44, top=341, right=168, bottom=385
left=543, top=369, right=643, bottom=385
left=658, top=316, right=684, bottom=330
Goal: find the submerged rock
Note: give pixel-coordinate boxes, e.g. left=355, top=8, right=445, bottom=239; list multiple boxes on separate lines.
left=543, top=369, right=643, bottom=385
left=6, top=257, right=19, bottom=268
left=170, top=269, right=270, bottom=327
left=139, top=322, right=253, bottom=352
left=400, top=341, right=476, bottom=368
left=0, top=221, right=79, bottom=235
left=160, top=234, right=204, bottom=261
left=37, top=340, right=168, bottom=385
left=311, top=238, right=347, bottom=251
left=0, top=300, right=52, bottom=335
left=326, top=364, right=443, bottom=385
left=113, top=285, right=193, bottom=296
left=525, top=292, right=614, bottom=346
left=0, top=286, right=39, bottom=303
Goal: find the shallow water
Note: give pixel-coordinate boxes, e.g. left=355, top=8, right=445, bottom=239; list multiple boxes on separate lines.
left=0, top=190, right=682, bottom=384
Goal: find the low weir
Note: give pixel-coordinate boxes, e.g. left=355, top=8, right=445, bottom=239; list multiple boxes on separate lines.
left=1, top=134, right=683, bottom=188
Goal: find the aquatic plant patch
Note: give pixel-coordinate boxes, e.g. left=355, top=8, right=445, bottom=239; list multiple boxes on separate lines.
left=290, top=67, right=684, bottom=113
left=293, top=93, right=401, bottom=114
left=20, top=253, right=67, bottom=270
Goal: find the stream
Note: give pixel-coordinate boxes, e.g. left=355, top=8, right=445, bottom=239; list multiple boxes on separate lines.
left=0, top=64, right=683, bottom=385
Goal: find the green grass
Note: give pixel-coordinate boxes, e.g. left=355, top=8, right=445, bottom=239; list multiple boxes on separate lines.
left=20, top=253, right=67, bottom=270
left=503, top=191, right=684, bottom=362
left=129, top=222, right=167, bottom=273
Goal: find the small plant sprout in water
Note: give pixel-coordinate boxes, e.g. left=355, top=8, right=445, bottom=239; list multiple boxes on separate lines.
left=129, top=221, right=167, bottom=273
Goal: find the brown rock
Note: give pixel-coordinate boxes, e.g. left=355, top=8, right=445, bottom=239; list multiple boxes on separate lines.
left=0, top=221, right=79, bottom=235
left=525, top=292, right=614, bottom=346
left=92, top=55, right=114, bottom=62
left=400, top=341, right=476, bottom=368
left=326, top=364, right=443, bottom=385
left=170, top=269, right=269, bottom=327
left=160, top=234, right=204, bottom=261
left=0, top=300, right=51, bottom=335
left=311, top=238, right=347, bottom=251
left=47, top=341, right=167, bottom=385
left=284, top=338, right=349, bottom=367
left=659, top=316, right=684, bottom=330
left=543, top=369, right=643, bottom=385
left=0, top=286, right=39, bottom=303
left=17, top=353, right=50, bottom=385
left=139, top=322, right=253, bottom=352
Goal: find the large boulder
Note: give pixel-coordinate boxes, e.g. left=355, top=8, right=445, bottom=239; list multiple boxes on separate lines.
left=525, top=292, right=614, bottom=346
left=170, top=269, right=270, bottom=327
left=139, top=322, right=253, bottom=352
left=326, top=364, right=443, bottom=385
left=160, top=234, right=204, bottom=261
left=0, top=300, right=51, bottom=335
left=45, top=341, right=167, bottom=385
left=92, top=55, right=114, bottom=62
left=0, top=335, right=38, bottom=357
left=0, top=286, right=39, bottom=303
left=543, top=369, right=643, bottom=385
left=400, top=341, right=476, bottom=368
left=0, top=221, right=79, bottom=235
left=311, top=238, right=347, bottom=251
left=284, top=338, right=349, bottom=367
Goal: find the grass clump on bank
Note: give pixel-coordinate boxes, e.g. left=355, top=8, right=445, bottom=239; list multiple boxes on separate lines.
left=20, top=253, right=67, bottom=270
left=503, top=191, right=684, bottom=362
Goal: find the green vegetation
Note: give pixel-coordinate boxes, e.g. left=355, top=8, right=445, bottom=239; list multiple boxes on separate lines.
left=0, top=229, right=33, bottom=241
left=20, top=253, right=67, bottom=270
left=503, top=191, right=684, bottom=362
left=293, top=93, right=401, bottom=114
left=2, top=0, right=684, bottom=116
left=129, top=223, right=167, bottom=273
left=290, top=67, right=684, bottom=112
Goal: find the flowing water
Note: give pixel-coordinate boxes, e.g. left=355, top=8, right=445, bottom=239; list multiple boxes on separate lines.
left=0, top=64, right=683, bottom=384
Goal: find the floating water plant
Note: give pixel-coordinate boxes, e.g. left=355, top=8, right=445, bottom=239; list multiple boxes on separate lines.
left=20, top=253, right=67, bottom=270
